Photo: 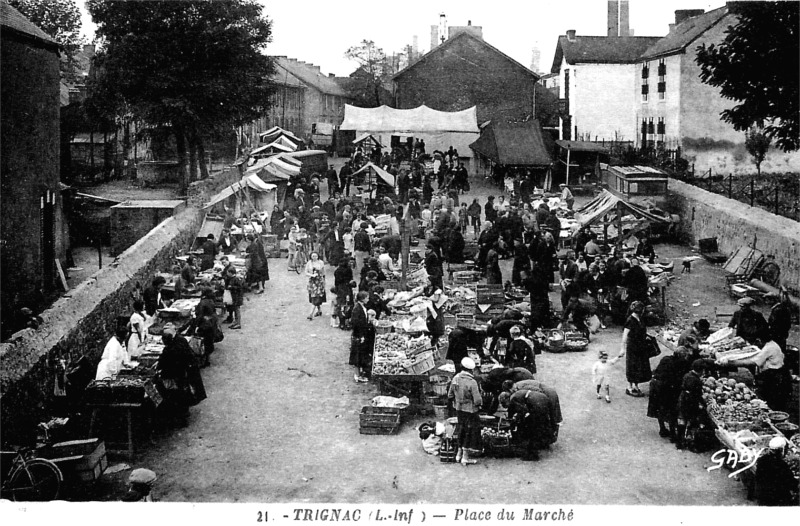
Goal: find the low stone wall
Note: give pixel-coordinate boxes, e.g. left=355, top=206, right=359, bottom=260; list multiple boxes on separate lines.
left=666, top=178, right=800, bottom=288
left=187, top=165, right=240, bottom=208
left=0, top=208, right=203, bottom=443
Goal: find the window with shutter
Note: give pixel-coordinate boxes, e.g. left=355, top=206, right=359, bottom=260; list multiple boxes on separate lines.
left=641, top=84, right=649, bottom=95
left=657, top=118, right=665, bottom=135
left=647, top=119, right=655, bottom=134
left=641, top=64, right=649, bottom=79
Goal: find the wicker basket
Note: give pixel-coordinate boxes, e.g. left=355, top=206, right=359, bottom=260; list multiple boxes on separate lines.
left=433, top=404, right=448, bottom=420
left=429, top=375, right=451, bottom=396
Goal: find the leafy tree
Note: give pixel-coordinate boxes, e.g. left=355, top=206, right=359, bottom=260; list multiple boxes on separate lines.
left=696, top=2, right=799, bottom=152
left=86, top=0, right=276, bottom=189
left=745, top=127, right=770, bottom=176
left=344, top=40, right=392, bottom=107
left=9, top=0, right=85, bottom=81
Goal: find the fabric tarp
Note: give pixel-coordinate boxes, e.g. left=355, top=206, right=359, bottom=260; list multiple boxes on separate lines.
left=575, top=189, right=670, bottom=229
left=353, top=133, right=384, bottom=147
left=203, top=174, right=276, bottom=209
left=340, top=104, right=479, bottom=133
left=351, top=162, right=395, bottom=186
left=259, top=126, right=302, bottom=144
left=469, top=120, right=552, bottom=166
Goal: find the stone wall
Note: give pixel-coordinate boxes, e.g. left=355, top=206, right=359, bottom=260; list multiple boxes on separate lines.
left=666, top=178, right=800, bottom=287
left=0, top=207, right=203, bottom=444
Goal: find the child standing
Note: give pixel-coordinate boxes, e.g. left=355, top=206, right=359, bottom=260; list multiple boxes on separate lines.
left=458, top=202, right=469, bottom=235
left=592, top=351, right=618, bottom=403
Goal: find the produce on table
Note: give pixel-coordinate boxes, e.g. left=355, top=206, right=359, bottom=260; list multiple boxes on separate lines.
left=372, top=333, right=432, bottom=375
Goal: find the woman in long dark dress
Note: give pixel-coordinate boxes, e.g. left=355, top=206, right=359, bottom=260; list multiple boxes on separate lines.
left=486, top=240, right=503, bottom=285
left=245, top=233, right=269, bottom=294
left=647, top=347, right=691, bottom=439
left=617, top=300, right=651, bottom=396
left=333, top=259, right=354, bottom=330
left=348, top=292, right=372, bottom=381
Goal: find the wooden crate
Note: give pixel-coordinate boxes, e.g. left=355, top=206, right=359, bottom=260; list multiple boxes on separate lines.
left=406, top=350, right=435, bottom=375
left=42, top=439, right=107, bottom=484
left=359, top=406, right=401, bottom=435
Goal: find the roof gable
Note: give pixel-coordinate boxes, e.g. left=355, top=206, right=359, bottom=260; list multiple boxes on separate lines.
left=394, top=31, right=539, bottom=82
left=1, top=2, right=59, bottom=49
left=272, top=56, right=347, bottom=97
left=640, top=6, right=731, bottom=60
left=551, top=35, right=662, bottom=72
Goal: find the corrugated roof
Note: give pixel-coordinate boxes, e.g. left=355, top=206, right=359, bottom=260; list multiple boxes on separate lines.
left=551, top=35, right=661, bottom=72
left=394, top=31, right=539, bottom=81
left=0, top=2, right=58, bottom=48
left=469, top=120, right=552, bottom=167
left=640, top=7, right=731, bottom=60
left=272, top=56, right=347, bottom=96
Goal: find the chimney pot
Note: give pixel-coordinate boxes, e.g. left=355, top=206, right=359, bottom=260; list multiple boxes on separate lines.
left=566, top=29, right=577, bottom=42
left=468, top=20, right=472, bottom=26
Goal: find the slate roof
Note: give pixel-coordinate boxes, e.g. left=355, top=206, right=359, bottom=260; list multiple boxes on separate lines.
left=393, top=31, right=539, bottom=81
left=0, top=1, right=59, bottom=49
left=272, top=56, right=347, bottom=96
left=551, top=35, right=661, bottom=73
left=640, top=6, right=731, bottom=60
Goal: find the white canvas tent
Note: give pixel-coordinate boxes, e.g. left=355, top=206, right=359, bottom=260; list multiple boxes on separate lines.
left=203, top=174, right=277, bottom=217
left=351, top=162, right=396, bottom=186
left=340, top=104, right=480, bottom=167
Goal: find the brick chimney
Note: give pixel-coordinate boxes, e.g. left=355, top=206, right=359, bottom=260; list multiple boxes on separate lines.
left=566, top=29, right=577, bottom=42
left=675, top=9, right=704, bottom=25
left=430, top=25, right=438, bottom=50
left=619, top=0, right=630, bottom=36
left=607, top=1, right=619, bottom=37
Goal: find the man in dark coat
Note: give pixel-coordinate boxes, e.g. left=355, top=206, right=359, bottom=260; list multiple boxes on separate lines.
left=424, top=237, right=444, bottom=291
left=500, top=389, right=556, bottom=461
left=521, top=266, right=551, bottom=333
left=768, top=287, right=795, bottom=352
left=200, top=234, right=218, bottom=271
left=325, top=165, right=339, bottom=197
left=484, top=196, right=497, bottom=224
left=728, top=297, right=769, bottom=345
left=348, top=292, right=371, bottom=381
left=624, top=257, right=649, bottom=305
left=339, top=162, right=353, bottom=197
left=647, top=347, right=692, bottom=440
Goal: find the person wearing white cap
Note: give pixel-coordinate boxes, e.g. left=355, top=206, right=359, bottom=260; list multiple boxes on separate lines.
left=559, top=184, right=574, bottom=210
left=447, top=358, right=483, bottom=465
left=754, top=436, right=797, bottom=506
left=728, top=296, right=769, bottom=345
left=716, top=336, right=790, bottom=412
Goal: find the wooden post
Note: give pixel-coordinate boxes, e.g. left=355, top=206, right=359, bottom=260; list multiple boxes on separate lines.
left=400, top=204, right=411, bottom=291
left=97, top=237, right=103, bottom=270
left=615, top=203, right=624, bottom=254
left=750, top=180, right=755, bottom=207
left=565, top=147, right=571, bottom=187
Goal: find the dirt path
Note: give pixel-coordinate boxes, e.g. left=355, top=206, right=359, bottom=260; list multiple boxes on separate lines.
left=130, top=175, right=758, bottom=504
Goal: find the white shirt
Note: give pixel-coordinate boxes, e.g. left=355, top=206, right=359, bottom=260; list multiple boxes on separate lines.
left=96, top=337, right=129, bottom=380
left=592, top=360, right=610, bottom=386
left=378, top=253, right=396, bottom=276
left=752, top=341, right=784, bottom=371
left=343, top=232, right=354, bottom=253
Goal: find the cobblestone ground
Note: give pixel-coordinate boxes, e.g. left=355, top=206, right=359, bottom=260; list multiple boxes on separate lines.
left=97, top=168, right=779, bottom=504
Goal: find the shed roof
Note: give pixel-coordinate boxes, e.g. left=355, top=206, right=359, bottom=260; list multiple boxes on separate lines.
left=272, top=56, right=348, bottom=97
left=469, top=120, right=552, bottom=167
left=551, top=35, right=661, bottom=73
left=111, top=200, right=185, bottom=209
left=555, top=140, right=609, bottom=153
left=0, top=2, right=59, bottom=49
left=640, top=7, right=730, bottom=60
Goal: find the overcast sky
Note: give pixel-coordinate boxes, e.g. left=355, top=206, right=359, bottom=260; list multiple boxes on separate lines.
left=80, top=0, right=724, bottom=76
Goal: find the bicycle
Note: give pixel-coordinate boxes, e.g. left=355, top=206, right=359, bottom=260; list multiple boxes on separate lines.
left=293, top=240, right=309, bottom=274
left=0, top=447, right=63, bottom=501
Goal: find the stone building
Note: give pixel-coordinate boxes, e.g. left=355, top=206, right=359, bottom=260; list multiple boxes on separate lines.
left=392, top=28, right=544, bottom=125
left=1, top=2, right=68, bottom=336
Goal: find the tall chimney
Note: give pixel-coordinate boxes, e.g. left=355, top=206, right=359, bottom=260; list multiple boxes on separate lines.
left=412, top=35, right=418, bottom=56
left=607, top=0, right=619, bottom=37
left=619, top=0, right=630, bottom=36
left=439, top=13, right=447, bottom=44
left=566, top=29, right=577, bottom=42
left=430, top=25, right=438, bottom=49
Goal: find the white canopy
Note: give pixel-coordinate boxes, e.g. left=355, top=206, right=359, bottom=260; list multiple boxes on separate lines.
left=353, top=133, right=384, bottom=147
left=203, top=174, right=276, bottom=209
left=351, top=162, right=395, bottom=186
left=340, top=104, right=479, bottom=133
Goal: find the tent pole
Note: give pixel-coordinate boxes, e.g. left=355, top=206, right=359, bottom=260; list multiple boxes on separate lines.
left=565, top=147, right=571, bottom=187
left=400, top=204, right=410, bottom=291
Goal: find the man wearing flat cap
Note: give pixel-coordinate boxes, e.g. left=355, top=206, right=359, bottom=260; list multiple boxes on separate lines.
left=728, top=296, right=769, bottom=345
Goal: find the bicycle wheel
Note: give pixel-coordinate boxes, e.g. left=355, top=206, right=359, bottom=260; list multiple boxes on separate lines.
left=8, top=459, right=62, bottom=501
left=294, top=249, right=307, bottom=274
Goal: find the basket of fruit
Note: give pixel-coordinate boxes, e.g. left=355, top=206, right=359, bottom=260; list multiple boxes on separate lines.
left=767, top=411, right=790, bottom=423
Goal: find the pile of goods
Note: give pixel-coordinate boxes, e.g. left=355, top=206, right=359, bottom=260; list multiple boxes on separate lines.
left=563, top=332, right=589, bottom=351
left=481, top=426, right=512, bottom=442
left=372, top=333, right=433, bottom=375
left=84, top=377, right=156, bottom=405
left=702, top=377, right=761, bottom=406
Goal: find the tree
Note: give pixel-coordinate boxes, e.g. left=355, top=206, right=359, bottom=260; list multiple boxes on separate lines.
left=9, top=0, right=85, bottom=81
left=86, top=0, right=276, bottom=189
left=745, top=127, right=770, bottom=176
left=344, top=40, right=392, bottom=107
left=696, top=2, right=799, bottom=152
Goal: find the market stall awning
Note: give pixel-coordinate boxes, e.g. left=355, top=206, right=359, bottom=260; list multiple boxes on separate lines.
left=575, top=189, right=670, bottom=227
left=340, top=104, right=479, bottom=133
left=202, top=175, right=276, bottom=209
left=469, top=120, right=552, bottom=166
left=351, top=162, right=395, bottom=186
left=259, top=126, right=302, bottom=144
left=353, top=133, right=384, bottom=147
left=555, top=140, right=609, bottom=153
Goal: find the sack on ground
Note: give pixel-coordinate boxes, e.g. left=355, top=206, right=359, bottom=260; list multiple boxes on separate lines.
left=587, top=314, right=601, bottom=334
